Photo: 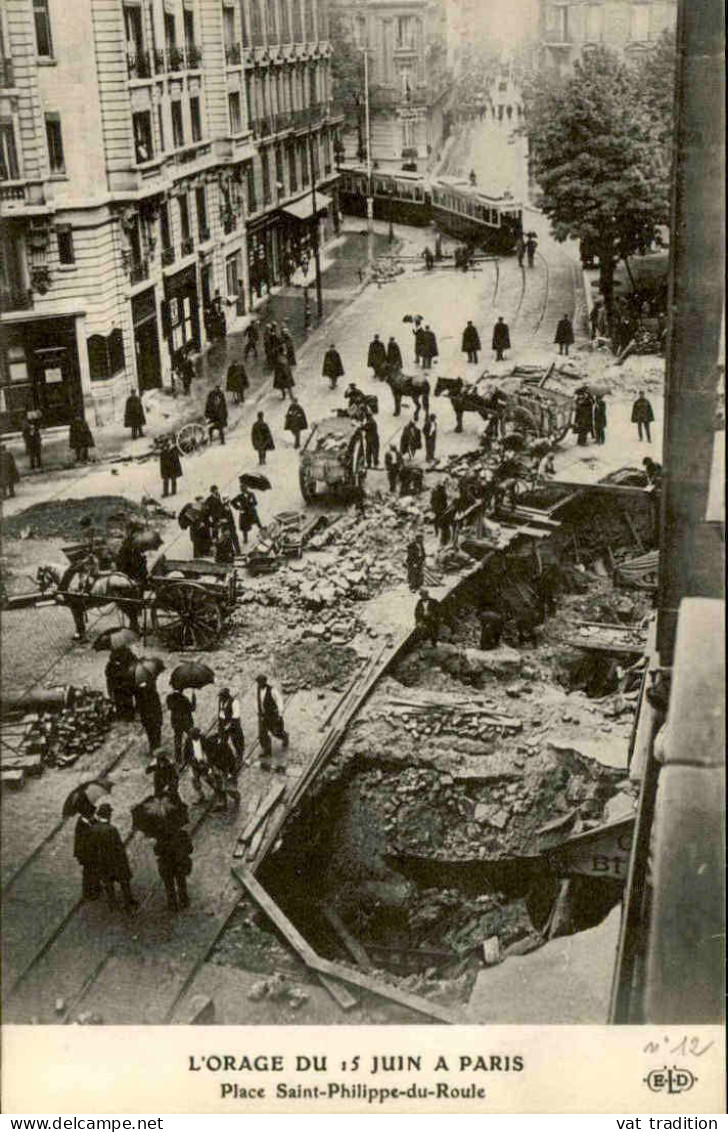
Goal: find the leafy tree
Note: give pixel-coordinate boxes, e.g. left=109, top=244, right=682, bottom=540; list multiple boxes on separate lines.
left=329, top=7, right=366, bottom=160
left=632, top=30, right=676, bottom=185
left=522, top=47, right=670, bottom=318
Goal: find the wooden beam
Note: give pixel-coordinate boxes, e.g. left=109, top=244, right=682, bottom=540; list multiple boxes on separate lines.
left=323, top=907, right=374, bottom=970
left=238, top=782, right=286, bottom=843
left=318, top=973, right=358, bottom=1011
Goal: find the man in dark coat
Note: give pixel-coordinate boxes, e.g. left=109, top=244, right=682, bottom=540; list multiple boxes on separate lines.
left=105, top=645, right=137, bottom=721
left=414, top=322, right=427, bottom=366
left=115, top=536, right=147, bottom=632
left=462, top=320, right=481, bottom=364
left=145, top=748, right=180, bottom=800
left=414, top=589, right=440, bottom=646
left=256, top=674, right=289, bottom=773
left=23, top=419, right=43, bottom=469
left=0, top=444, right=20, bottom=498
left=204, top=484, right=227, bottom=531
left=273, top=352, right=295, bottom=399
left=166, top=688, right=196, bottom=766
left=179, top=353, right=195, bottom=396
left=367, top=334, right=387, bottom=377
left=90, top=803, right=137, bottom=909
left=322, top=343, right=344, bottom=390
left=385, top=444, right=403, bottom=493
left=406, top=534, right=426, bottom=591
left=386, top=336, right=403, bottom=371
left=218, top=687, right=245, bottom=767
left=593, top=394, right=607, bottom=444
left=264, top=322, right=281, bottom=369
left=68, top=415, right=95, bottom=463
left=421, top=325, right=438, bottom=370
left=555, top=314, right=575, bottom=356
left=400, top=419, right=421, bottom=460
left=159, top=437, right=182, bottom=496
left=280, top=323, right=296, bottom=366
left=526, top=235, right=537, bottom=266
left=124, top=389, right=146, bottom=439
left=135, top=677, right=163, bottom=753
left=154, top=820, right=193, bottom=911
left=492, top=317, right=511, bottom=361
left=251, top=411, right=274, bottom=465
left=190, top=500, right=212, bottom=558
left=574, top=390, right=594, bottom=446
left=226, top=361, right=249, bottom=404
left=631, top=391, right=654, bottom=442
left=205, top=385, right=228, bottom=444
left=479, top=609, right=504, bottom=650
left=363, top=410, right=380, bottom=468
left=243, top=320, right=259, bottom=360
left=284, top=395, right=308, bottom=449
left=231, top=483, right=263, bottom=543
left=74, top=798, right=100, bottom=901
left=423, top=413, right=437, bottom=462
left=430, top=481, right=450, bottom=545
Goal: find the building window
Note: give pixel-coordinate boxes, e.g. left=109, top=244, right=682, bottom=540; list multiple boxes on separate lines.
left=178, top=193, right=191, bottom=240
left=246, top=163, right=257, bottom=212
left=132, top=110, right=153, bottom=162
left=195, top=186, right=209, bottom=239
left=159, top=201, right=172, bottom=250
left=183, top=8, right=195, bottom=52
left=171, top=100, right=184, bottom=147
left=56, top=226, right=75, bottom=265
left=124, top=4, right=145, bottom=59
left=275, top=144, right=284, bottom=191
left=226, top=251, right=240, bottom=298
left=288, top=143, right=297, bottom=191
left=45, top=115, right=65, bottom=174
left=164, top=11, right=176, bottom=51
left=585, top=3, right=604, bottom=42
left=552, top=4, right=569, bottom=43
left=0, top=122, right=20, bottom=181
left=223, top=5, right=236, bottom=50
left=266, top=0, right=278, bottom=42
left=300, top=139, right=309, bottom=185
left=228, top=91, right=242, bottom=133
left=157, top=105, right=165, bottom=152
left=397, top=16, right=414, bottom=49
left=190, top=96, right=202, bottom=141
left=33, top=0, right=53, bottom=58
left=261, top=147, right=271, bottom=204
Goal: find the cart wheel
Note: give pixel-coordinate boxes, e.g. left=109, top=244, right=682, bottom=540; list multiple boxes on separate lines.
left=153, top=582, right=223, bottom=650
left=299, top=463, right=316, bottom=504
left=176, top=422, right=210, bottom=457
left=350, top=434, right=366, bottom=481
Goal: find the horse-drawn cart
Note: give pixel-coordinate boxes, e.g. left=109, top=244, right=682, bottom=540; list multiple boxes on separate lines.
left=146, top=556, right=238, bottom=649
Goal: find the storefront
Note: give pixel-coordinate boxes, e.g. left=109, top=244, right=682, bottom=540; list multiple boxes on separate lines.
left=0, top=315, right=83, bottom=433
left=246, top=214, right=281, bottom=306
left=131, top=287, right=162, bottom=392
left=161, top=263, right=200, bottom=363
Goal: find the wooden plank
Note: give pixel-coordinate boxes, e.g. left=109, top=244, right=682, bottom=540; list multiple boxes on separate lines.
left=323, top=907, right=374, bottom=970
left=317, top=973, right=358, bottom=1011
left=232, top=867, right=319, bottom=963
left=239, top=782, right=286, bottom=843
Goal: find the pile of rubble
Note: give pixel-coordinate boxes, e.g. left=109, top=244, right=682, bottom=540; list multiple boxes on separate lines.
left=1, top=688, right=116, bottom=788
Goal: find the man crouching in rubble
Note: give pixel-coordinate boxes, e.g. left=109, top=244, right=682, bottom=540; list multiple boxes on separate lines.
left=414, top=589, right=441, bottom=646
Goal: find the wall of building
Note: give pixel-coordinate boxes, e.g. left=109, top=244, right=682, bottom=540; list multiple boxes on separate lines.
left=540, top=0, right=677, bottom=73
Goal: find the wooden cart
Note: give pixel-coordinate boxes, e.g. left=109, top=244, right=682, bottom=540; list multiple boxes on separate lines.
left=147, top=556, right=238, bottom=649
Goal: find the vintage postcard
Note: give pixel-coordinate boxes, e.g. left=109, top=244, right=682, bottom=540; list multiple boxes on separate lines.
left=0, top=0, right=724, bottom=1116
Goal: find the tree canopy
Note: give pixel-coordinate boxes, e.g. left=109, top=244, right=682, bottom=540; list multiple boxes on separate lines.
left=522, top=47, right=673, bottom=313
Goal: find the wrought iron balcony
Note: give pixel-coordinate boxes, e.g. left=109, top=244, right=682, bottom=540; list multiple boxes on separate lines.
left=153, top=48, right=166, bottom=73
left=127, top=50, right=153, bottom=79
left=186, top=44, right=203, bottom=69
left=273, top=111, right=293, bottom=133
left=129, top=257, right=150, bottom=284
left=0, top=58, right=15, bottom=88
left=181, top=237, right=195, bottom=257
left=0, top=285, right=33, bottom=314
left=0, top=183, right=27, bottom=204
left=161, top=245, right=176, bottom=266
left=254, top=117, right=272, bottom=138
left=225, top=42, right=242, bottom=65
left=167, top=46, right=185, bottom=72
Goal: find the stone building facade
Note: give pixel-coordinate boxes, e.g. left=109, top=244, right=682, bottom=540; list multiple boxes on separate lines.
left=540, top=0, right=676, bottom=74
left=0, top=0, right=341, bottom=432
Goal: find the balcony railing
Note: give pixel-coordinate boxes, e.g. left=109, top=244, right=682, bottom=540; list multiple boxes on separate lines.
left=153, top=48, right=166, bottom=73
left=187, top=44, right=203, bottom=69
left=0, top=183, right=27, bottom=204
left=181, top=236, right=195, bottom=257
left=253, top=117, right=272, bottom=139
left=249, top=29, right=266, bottom=47
left=129, top=257, right=150, bottom=284
left=0, top=58, right=15, bottom=88
left=127, top=50, right=153, bottom=79
left=225, top=43, right=242, bottom=65
left=166, top=46, right=185, bottom=72
left=161, top=245, right=176, bottom=266
left=273, top=111, right=293, bottom=133
left=0, top=285, right=33, bottom=313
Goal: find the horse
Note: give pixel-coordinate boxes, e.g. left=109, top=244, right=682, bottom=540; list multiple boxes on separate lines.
left=383, top=368, right=431, bottom=417
left=434, top=377, right=507, bottom=432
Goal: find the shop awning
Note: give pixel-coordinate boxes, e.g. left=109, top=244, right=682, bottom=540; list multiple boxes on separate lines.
left=281, top=192, right=332, bottom=222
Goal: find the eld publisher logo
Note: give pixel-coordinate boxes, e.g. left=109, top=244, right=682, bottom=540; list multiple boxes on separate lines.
left=644, top=1067, right=698, bottom=1095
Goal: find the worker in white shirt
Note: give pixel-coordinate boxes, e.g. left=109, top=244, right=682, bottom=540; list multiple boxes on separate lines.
left=218, top=687, right=245, bottom=770
left=182, top=726, right=212, bottom=800
left=256, top=674, right=289, bottom=773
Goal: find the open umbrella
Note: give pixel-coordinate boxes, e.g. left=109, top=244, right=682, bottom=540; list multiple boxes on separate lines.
left=131, top=529, right=163, bottom=551
left=170, top=661, right=215, bottom=691
left=93, top=627, right=139, bottom=652
left=237, top=473, right=271, bottom=492
left=62, top=778, right=113, bottom=819
left=131, top=794, right=189, bottom=839
left=178, top=502, right=205, bottom=531
left=130, top=656, right=165, bottom=687
left=89, top=572, right=138, bottom=598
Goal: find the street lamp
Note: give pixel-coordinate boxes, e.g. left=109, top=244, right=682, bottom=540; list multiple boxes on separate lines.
left=307, top=128, right=324, bottom=321
left=388, top=183, right=395, bottom=244
left=361, top=46, right=374, bottom=240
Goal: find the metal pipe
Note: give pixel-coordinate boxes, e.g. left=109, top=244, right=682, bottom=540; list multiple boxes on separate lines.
left=363, top=47, right=373, bottom=237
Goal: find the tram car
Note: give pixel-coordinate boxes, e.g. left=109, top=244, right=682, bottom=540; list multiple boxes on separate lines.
left=429, top=176, right=522, bottom=254
left=338, top=165, right=430, bottom=226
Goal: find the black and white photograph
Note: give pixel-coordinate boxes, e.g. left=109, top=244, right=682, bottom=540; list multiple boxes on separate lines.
left=0, top=0, right=724, bottom=1115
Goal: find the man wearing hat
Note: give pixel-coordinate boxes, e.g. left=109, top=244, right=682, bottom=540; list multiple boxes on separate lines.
left=256, top=675, right=288, bottom=773
left=231, top=481, right=263, bottom=543
left=414, top=588, right=441, bottom=646
left=145, top=747, right=180, bottom=800
left=91, top=804, right=137, bottom=910
left=154, top=816, right=194, bottom=912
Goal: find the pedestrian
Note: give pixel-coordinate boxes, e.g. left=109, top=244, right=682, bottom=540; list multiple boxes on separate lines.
left=430, top=481, right=450, bottom=545
left=423, top=413, right=438, bottom=462
left=492, top=317, right=511, bottom=361
left=574, top=390, right=593, bottom=446
left=145, top=747, right=180, bottom=800
left=593, top=394, right=607, bottom=444
left=264, top=322, right=281, bottom=369
left=534, top=563, right=561, bottom=620
left=124, top=389, right=146, bottom=440
left=166, top=688, right=196, bottom=766
left=385, top=444, right=403, bottom=493
left=406, top=533, right=426, bottom=591
left=182, top=726, right=213, bottom=801
left=643, top=456, right=662, bottom=486
left=206, top=730, right=241, bottom=811
left=68, top=413, right=95, bottom=463
left=424, top=246, right=434, bottom=270
left=105, top=645, right=137, bottom=721
left=526, top=235, right=537, bottom=267
left=256, top=674, right=289, bottom=773
left=421, top=325, right=438, bottom=370
left=555, top=314, right=574, bottom=357
left=226, top=361, right=249, bottom=405
left=205, top=384, right=228, bottom=444
left=281, top=322, right=297, bottom=367
left=135, top=677, right=163, bottom=754
left=414, top=321, right=427, bottom=366
left=90, top=803, right=138, bottom=910
left=386, top=336, right=403, bottom=372
left=153, top=818, right=193, bottom=911
left=400, top=418, right=421, bottom=460
left=632, top=390, right=654, bottom=442
left=243, top=320, right=259, bottom=360
left=204, top=484, right=227, bottom=532
left=363, top=410, right=380, bottom=468
left=479, top=609, right=504, bottom=650
left=22, top=417, right=42, bottom=469
left=74, top=796, right=100, bottom=901
left=516, top=234, right=525, bottom=267
left=218, top=687, right=245, bottom=767
left=159, top=437, right=182, bottom=497
left=414, top=588, right=440, bottom=646
left=231, top=481, right=263, bottom=544
left=589, top=302, right=601, bottom=340
left=462, top=320, right=481, bottom=364
left=0, top=443, right=20, bottom=499
left=179, top=352, right=195, bottom=396
left=284, top=394, right=308, bottom=449
left=251, top=411, right=274, bottom=465
left=215, top=520, right=237, bottom=564
left=273, top=351, right=295, bottom=399
left=190, top=499, right=212, bottom=558
left=367, top=333, right=387, bottom=377
left=322, top=343, right=344, bottom=390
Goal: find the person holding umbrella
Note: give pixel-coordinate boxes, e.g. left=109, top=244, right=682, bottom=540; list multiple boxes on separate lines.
left=256, top=674, right=288, bottom=773
left=284, top=395, right=308, bottom=449
left=105, top=644, right=137, bottom=721
left=231, top=480, right=264, bottom=543
left=251, top=411, right=274, bottom=466
left=166, top=687, right=196, bottom=766
left=159, top=437, right=182, bottom=497
left=153, top=815, right=193, bottom=912
left=134, top=664, right=164, bottom=753
left=124, top=389, right=146, bottom=440
left=90, top=803, right=138, bottom=910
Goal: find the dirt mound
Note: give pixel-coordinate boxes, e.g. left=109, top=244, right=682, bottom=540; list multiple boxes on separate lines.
left=273, top=638, right=361, bottom=693
left=1, top=496, right=146, bottom=541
